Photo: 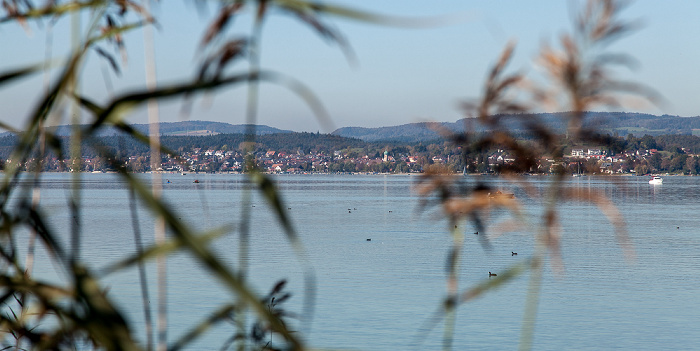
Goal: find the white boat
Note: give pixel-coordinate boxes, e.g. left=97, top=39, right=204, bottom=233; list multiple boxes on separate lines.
left=649, top=176, right=663, bottom=185
left=489, top=190, right=515, bottom=199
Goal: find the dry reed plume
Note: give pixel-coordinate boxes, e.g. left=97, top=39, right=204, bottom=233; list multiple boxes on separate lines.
left=0, top=0, right=651, bottom=350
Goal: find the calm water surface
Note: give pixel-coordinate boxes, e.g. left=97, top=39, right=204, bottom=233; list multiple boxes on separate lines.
left=10, top=173, right=700, bottom=350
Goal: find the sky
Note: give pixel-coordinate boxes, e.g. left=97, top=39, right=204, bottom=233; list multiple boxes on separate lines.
left=1, top=1, right=700, bottom=133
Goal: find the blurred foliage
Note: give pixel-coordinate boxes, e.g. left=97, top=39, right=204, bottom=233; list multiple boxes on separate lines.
left=0, top=0, right=650, bottom=350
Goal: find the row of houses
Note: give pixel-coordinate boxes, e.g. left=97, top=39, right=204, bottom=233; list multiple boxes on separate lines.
left=146, top=146, right=676, bottom=174
left=158, top=148, right=426, bottom=173
left=13, top=143, right=693, bottom=174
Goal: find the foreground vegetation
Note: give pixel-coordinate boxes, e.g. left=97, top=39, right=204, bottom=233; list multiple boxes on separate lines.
left=0, top=0, right=650, bottom=350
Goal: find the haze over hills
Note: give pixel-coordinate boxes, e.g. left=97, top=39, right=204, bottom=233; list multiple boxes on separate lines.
left=5, top=112, right=700, bottom=142
left=332, top=112, right=700, bottom=142
left=35, top=121, right=294, bottom=137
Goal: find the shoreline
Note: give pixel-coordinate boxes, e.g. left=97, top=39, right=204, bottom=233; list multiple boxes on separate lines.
left=6, top=171, right=691, bottom=177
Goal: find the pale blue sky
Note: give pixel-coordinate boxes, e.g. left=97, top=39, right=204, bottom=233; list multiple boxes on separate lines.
left=1, top=1, right=699, bottom=132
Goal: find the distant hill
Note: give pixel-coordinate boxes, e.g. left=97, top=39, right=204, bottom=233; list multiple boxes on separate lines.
left=5, top=112, right=700, bottom=142
left=332, top=112, right=700, bottom=142
left=331, top=123, right=450, bottom=143
left=34, top=120, right=293, bottom=137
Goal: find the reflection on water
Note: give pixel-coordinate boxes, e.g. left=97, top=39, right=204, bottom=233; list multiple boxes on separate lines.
left=10, top=173, right=700, bottom=350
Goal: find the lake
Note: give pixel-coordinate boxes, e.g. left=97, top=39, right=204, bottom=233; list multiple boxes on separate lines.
left=8, top=173, right=700, bottom=350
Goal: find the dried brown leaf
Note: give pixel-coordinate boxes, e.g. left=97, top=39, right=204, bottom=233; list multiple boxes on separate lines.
left=200, top=3, right=242, bottom=49
left=93, top=46, right=120, bottom=75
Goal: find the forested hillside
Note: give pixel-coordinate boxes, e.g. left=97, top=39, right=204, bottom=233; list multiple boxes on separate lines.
left=9, top=113, right=699, bottom=144
left=0, top=132, right=374, bottom=160
left=333, top=112, right=700, bottom=142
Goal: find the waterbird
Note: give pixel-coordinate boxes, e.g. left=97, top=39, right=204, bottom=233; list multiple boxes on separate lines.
left=512, top=252, right=517, bottom=256
left=489, top=272, right=497, bottom=277
left=474, top=231, right=479, bottom=235
left=366, top=238, right=371, bottom=241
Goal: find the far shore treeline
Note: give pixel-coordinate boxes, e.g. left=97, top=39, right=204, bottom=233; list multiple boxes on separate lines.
left=2, top=125, right=700, bottom=175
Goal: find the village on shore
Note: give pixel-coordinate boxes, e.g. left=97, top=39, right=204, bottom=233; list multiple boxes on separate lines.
left=16, top=144, right=693, bottom=177
left=4, top=129, right=698, bottom=176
